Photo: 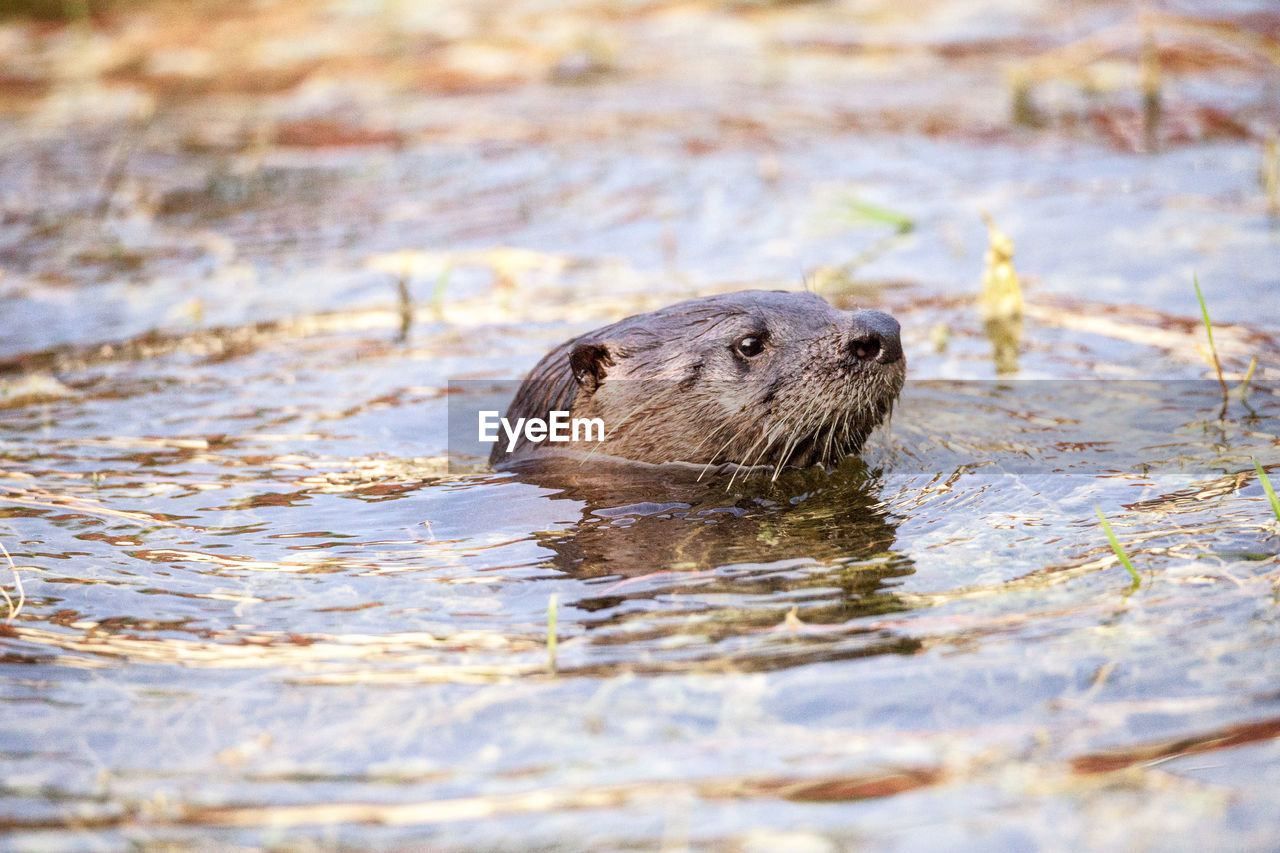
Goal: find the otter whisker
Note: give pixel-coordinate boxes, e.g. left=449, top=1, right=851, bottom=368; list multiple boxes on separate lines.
left=767, top=413, right=804, bottom=480
left=777, top=414, right=821, bottom=480
left=821, top=399, right=846, bottom=467
left=745, top=403, right=805, bottom=484
left=771, top=405, right=822, bottom=480
left=696, top=412, right=761, bottom=481
left=728, top=407, right=793, bottom=489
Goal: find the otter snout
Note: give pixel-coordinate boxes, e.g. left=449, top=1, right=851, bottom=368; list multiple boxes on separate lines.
left=847, top=310, right=903, bottom=365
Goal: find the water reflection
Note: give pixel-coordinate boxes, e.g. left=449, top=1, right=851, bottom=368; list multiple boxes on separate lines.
left=500, top=456, right=921, bottom=672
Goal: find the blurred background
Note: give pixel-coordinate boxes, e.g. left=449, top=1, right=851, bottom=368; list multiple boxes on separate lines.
left=1, top=0, right=1277, bottom=362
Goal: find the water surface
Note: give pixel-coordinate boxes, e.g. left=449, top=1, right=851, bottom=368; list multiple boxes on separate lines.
left=2, top=0, right=1280, bottom=848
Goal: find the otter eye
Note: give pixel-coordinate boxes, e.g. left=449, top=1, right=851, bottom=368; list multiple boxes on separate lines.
left=733, top=334, right=766, bottom=359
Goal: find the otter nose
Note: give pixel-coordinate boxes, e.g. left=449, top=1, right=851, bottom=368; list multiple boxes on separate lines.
left=848, top=310, right=903, bottom=365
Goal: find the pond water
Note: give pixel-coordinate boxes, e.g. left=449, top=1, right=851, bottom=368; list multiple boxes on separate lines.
left=2, top=0, right=1280, bottom=849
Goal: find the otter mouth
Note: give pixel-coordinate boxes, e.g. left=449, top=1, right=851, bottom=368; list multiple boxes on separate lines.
left=740, top=370, right=902, bottom=475
left=774, top=397, right=898, bottom=471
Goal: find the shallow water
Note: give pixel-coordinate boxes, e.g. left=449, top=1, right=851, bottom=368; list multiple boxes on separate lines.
left=2, top=0, right=1280, bottom=849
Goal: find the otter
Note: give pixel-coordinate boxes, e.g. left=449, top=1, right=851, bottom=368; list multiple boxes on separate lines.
left=490, top=290, right=905, bottom=472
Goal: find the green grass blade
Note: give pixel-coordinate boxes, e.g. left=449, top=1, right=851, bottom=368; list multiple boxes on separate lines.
left=1193, top=274, right=1216, bottom=354
left=1240, top=357, right=1257, bottom=405
left=430, top=263, right=452, bottom=316
left=1194, top=274, right=1229, bottom=415
left=1095, top=506, right=1140, bottom=586
left=1254, top=459, right=1280, bottom=521
left=841, top=197, right=915, bottom=234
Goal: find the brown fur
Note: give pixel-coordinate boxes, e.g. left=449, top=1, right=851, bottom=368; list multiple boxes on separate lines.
left=491, top=290, right=905, bottom=471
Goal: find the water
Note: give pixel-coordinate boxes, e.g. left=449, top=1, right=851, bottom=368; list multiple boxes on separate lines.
left=2, top=0, right=1280, bottom=848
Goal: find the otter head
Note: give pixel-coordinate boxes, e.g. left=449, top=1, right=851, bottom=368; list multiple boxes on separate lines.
left=491, top=290, right=905, bottom=471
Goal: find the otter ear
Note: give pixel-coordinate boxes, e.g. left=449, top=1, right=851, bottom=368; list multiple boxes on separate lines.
left=569, top=340, right=614, bottom=393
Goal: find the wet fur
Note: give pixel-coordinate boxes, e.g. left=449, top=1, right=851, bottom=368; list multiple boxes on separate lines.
left=491, top=291, right=905, bottom=471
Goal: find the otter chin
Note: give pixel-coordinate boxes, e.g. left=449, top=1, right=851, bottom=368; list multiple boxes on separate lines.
left=489, top=290, right=905, bottom=471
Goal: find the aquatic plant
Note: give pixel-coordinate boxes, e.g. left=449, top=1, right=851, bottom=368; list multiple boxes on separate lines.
left=1240, top=357, right=1257, bottom=409
left=839, top=197, right=915, bottom=234
left=0, top=541, right=25, bottom=622
left=979, top=213, right=1024, bottom=375
left=1193, top=274, right=1229, bottom=417
left=1254, top=459, right=1280, bottom=522
left=1094, top=506, right=1140, bottom=587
